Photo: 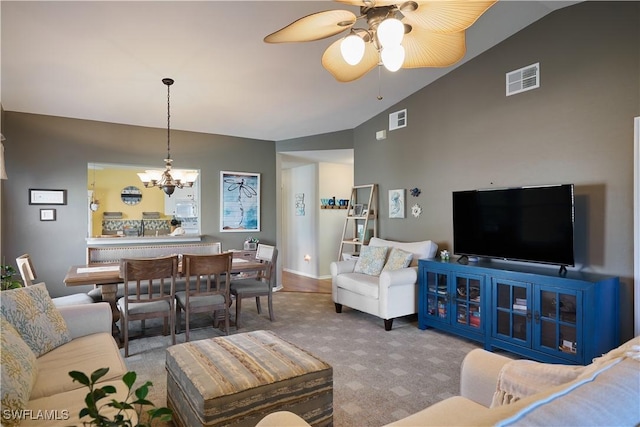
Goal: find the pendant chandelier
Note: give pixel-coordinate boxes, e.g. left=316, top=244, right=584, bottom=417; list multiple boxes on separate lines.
left=137, top=78, right=198, bottom=196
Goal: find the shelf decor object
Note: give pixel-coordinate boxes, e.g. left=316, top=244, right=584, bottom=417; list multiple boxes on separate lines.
left=220, top=171, right=260, bottom=232
left=29, top=189, right=67, bottom=205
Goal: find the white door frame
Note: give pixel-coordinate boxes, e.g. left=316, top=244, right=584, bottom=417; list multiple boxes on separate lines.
left=634, top=116, right=639, bottom=336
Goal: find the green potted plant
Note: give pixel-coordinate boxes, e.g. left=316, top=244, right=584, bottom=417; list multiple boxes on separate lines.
left=69, top=367, right=172, bottom=427
left=1, top=263, right=22, bottom=290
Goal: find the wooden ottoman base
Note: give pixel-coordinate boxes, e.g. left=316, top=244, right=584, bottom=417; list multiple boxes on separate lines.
left=166, top=330, right=333, bottom=427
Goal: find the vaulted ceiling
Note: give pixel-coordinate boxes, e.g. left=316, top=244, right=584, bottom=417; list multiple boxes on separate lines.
left=1, top=1, right=577, bottom=142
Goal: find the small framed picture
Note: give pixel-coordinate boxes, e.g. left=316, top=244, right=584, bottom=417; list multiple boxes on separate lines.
left=389, top=189, right=406, bottom=219
left=29, top=189, right=67, bottom=205
left=40, top=209, right=56, bottom=221
left=354, top=204, right=364, bottom=216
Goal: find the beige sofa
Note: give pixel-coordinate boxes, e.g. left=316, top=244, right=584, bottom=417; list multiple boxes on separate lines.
left=257, top=336, right=640, bottom=426
left=330, top=237, right=438, bottom=330
left=1, top=296, right=134, bottom=426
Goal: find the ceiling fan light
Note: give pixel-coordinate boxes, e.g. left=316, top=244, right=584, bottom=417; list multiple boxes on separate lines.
left=377, top=18, right=404, bottom=48
left=381, top=44, right=405, bottom=72
left=340, top=32, right=365, bottom=65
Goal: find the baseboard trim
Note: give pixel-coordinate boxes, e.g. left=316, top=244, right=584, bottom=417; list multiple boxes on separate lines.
left=283, top=268, right=330, bottom=280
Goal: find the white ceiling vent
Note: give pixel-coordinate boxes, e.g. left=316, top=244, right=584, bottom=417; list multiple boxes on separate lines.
left=506, top=62, right=540, bottom=96
left=389, top=109, right=407, bottom=131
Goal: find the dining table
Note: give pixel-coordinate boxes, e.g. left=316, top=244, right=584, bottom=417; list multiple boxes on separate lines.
left=63, top=256, right=268, bottom=344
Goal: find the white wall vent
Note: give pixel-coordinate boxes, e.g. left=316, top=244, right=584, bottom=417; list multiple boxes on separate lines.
left=389, top=109, right=407, bottom=131
left=506, top=62, right=540, bottom=96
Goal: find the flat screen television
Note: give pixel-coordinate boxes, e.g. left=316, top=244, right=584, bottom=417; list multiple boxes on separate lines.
left=452, top=184, right=575, bottom=267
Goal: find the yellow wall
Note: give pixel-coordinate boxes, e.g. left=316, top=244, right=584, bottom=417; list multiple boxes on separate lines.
left=88, top=167, right=167, bottom=236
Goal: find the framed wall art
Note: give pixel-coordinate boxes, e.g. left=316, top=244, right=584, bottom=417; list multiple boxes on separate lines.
left=220, top=171, right=260, bottom=232
left=40, top=209, right=56, bottom=221
left=389, top=189, right=405, bottom=219
left=29, top=189, right=67, bottom=205
left=295, top=193, right=305, bottom=216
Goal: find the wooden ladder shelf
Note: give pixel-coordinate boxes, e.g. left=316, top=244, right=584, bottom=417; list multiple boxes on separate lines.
left=338, top=184, right=378, bottom=261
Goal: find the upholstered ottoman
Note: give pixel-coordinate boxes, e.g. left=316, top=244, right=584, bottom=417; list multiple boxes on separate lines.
left=166, top=330, right=333, bottom=427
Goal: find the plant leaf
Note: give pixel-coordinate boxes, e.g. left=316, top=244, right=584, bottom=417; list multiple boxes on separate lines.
left=91, top=367, right=110, bottom=383
left=149, top=406, right=173, bottom=421
left=122, top=371, right=137, bottom=389
left=134, top=383, right=150, bottom=400
left=101, top=385, right=117, bottom=394
left=69, top=370, right=90, bottom=386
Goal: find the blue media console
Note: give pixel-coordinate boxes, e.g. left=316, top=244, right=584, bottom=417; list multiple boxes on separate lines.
left=418, top=258, right=620, bottom=365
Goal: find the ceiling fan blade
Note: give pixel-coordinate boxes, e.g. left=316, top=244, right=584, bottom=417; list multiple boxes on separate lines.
left=402, top=27, right=466, bottom=68
left=264, top=10, right=357, bottom=43
left=322, top=39, right=379, bottom=82
left=401, top=1, right=497, bottom=33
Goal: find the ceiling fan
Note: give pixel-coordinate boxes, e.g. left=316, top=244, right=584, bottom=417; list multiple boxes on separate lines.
left=265, top=0, right=497, bottom=83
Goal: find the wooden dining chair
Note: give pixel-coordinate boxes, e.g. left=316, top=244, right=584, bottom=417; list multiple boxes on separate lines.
left=230, top=244, right=278, bottom=328
left=176, top=252, right=233, bottom=341
left=117, top=255, right=178, bottom=357
left=15, top=254, right=95, bottom=306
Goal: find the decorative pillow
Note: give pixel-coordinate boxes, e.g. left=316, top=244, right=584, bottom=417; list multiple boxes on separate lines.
left=354, top=246, right=389, bottom=276
left=1, top=317, right=38, bottom=426
left=382, top=247, right=413, bottom=272
left=0, top=283, right=71, bottom=357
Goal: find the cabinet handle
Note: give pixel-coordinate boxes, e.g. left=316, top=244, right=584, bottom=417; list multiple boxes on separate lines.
left=526, top=311, right=532, bottom=321
left=534, top=311, right=540, bottom=324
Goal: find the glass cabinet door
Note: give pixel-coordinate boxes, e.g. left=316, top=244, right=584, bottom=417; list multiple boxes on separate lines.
left=425, top=271, right=449, bottom=322
left=493, top=278, right=532, bottom=346
left=535, top=286, right=581, bottom=361
left=454, top=274, right=483, bottom=330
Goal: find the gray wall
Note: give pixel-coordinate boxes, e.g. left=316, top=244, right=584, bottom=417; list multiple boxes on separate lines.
left=276, top=129, right=354, bottom=152
left=2, top=113, right=276, bottom=296
left=1, top=2, right=637, bottom=340
left=353, top=2, right=639, bottom=340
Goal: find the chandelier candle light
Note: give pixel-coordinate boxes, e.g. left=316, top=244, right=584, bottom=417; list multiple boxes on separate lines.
left=138, top=78, right=198, bottom=196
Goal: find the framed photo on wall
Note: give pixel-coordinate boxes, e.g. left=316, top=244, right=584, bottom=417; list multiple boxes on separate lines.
left=220, top=171, right=260, bottom=232
left=389, top=189, right=405, bottom=219
left=40, top=209, right=56, bottom=221
left=29, top=189, right=67, bottom=205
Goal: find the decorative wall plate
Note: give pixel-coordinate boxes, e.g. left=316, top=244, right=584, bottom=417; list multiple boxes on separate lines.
left=121, top=186, right=142, bottom=205
left=411, top=203, right=422, bottom=218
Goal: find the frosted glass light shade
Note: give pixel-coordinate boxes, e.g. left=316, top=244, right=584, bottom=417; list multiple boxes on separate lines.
left=139, top=170, right=164, bottom=184
left=340, top=33, right=365, bottom=65
left=377, top=18, right=404, bottom=48
left=171, top=170, right=185, bottom=182
left=381, top=45, right=405, bottom=72
left=137, top=172, right=151, bottom=184
left=183, top=171, right=199, bottom=184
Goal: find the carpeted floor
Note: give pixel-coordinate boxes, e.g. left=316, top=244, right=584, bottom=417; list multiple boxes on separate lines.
left=122, top=291, right=482, bottom=427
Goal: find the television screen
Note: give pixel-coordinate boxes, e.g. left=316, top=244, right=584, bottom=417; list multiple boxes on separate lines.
left=452, top=184, right=575, bottom=266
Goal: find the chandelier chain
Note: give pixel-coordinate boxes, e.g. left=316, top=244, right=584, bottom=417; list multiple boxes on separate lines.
left=138, top=77, right=197, bottom=196
left=166, top=82, right=171, bottom=160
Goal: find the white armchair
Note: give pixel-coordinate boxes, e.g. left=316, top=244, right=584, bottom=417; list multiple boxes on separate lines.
left=330, top=237, right=438, bottom=330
